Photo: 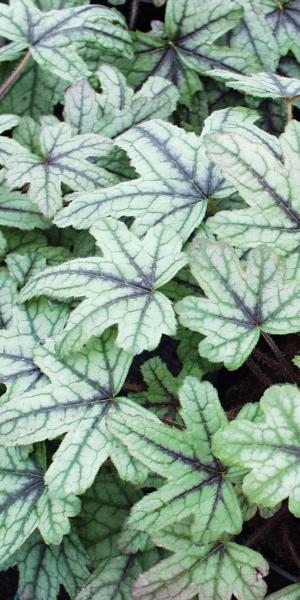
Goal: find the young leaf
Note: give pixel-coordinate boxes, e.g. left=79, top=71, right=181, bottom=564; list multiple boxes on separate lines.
left=1, top=121, right=113, bottom=218
left=5, top=529, right=90, bottom=600
left=108, top=378, right=243, bottom=543
left=176, top=240, right=300, bottom=369
left=0, top=0, right=132, bottom=82
left=133, top=523, right=268, bottom=600
left=204, top=130, right=300, bottom=253
left=213, top=384, right=300, bottom=515
left=115, top=0, right=259, bottom=102
left=0, top=330, right=151, bottom=496
left=55, top=119, right=231, bottom=239
left=262, top=0, right=300, bottom=62
left=20, top=218, right=186, bottom=355
left=64, top=66, right=179, bottom=137
left=210, top=69, right=300, bottom=100
left=0, top=446, right=80, bottom=564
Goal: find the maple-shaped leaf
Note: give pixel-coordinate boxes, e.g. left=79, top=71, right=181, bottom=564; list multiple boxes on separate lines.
left=262, top=0, right=300, bottom=62
left=64, top=65, right=179, bottom=137
left=111, top=0, right=259, bottom=103
left=0, top=121, right=114, bottom=218
left=0, top=330, right=153, bottom=497
left=55, top=119, right=231, bottom=239
left=213, top=384, right=300, bottom=516
left=0, top=296, right=68, bottom=401
left=0, top=188, right=49, bottom=229
left=3, top=528, right=90, bottom=600
left=210, top=69, right=300, bottom=101
left=0, top=0, right=132, bottom=83
left=132, top=522, right=268, bottom=600
left=0, top=57, right=65, bottom=118
left=266, top=584, right=300, bottom=600
left=204, top=127, right=300, bottom=253
left=20, top=218, right=186, bottom=355
left=226, top=0, right=279, bottom=71
left=108, top=377, right=242, bottom=544
left=76, top=469, right=160, bottom=600
left=176, top=240, right=300, bottom=370
left=0, top=446, right=80, bottom=564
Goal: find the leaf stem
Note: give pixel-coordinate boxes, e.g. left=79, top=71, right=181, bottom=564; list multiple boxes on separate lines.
left=129, top=0, right=140, bottom=30
left=0, top=50, right=31, bottom=100
left=246, top=356, right=272, bottom=388
left=262, top=333, right=300, bottom=385
left=286, top=98, right=294, bottom=122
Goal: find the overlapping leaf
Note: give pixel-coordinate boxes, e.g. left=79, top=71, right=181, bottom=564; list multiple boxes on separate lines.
left=262, top=0, right=300, bottom=62
left=132, top=523, right=268, bottom=600
left=0, top=121, right=114, bottom=218
left=108, top=377, right=243, bottom=543
left=266, top=584, right=300, bottom=600
left=3, top=529, right=90, bottom=600
left=55, top=119, right=232, bottom=239
left=112, top=0, right=259, bottom=103
left=64, top=65, right=179, bottom=137
left=204, top=126, right=300, bottom=253
left=20, top=218, right=186, bottom=355
left=210, top=69, right=300, bottom=100
left=0, top=0, right=132, bottom=82
left=0, top=446, right=80, bottom=564
left=176, top=240, right=300, bottom=369
left=0, top=330, right=153, bottom=497
left=213, top=384, right=300, bottom=516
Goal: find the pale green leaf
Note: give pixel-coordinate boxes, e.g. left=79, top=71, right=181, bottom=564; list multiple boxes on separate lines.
left=266, top=584, right=300, bottom=599
left=0, top=0, right=132, bottom=82
left=176, top=240, right=300, bottom=369
left=55, top=119, right=231, bottom=239
left=20, top=219, right=186, bottom=355
left=262, top=0, right=300, bottom=62
left=108, top=378, right=242, bottom=544
left=210, top=69, right=300, bottom=100
left=213, top=384, right=300, bottom=516
left=0, top=188, right=49, bottom=229
left=205, top=131, right=300, bottom=253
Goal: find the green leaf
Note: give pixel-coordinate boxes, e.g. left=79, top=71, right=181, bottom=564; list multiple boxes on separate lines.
left=6, top=529, right=90, bottom=600
left=213, top=384, right=300, bottom=516
left=0, top=188, right=49, bottom=229
left=0, top=268, right=18, bottom=329
left=108, top=377, right=242, bottom=543
left=262, top=0, right=300, bottom=62
left=226, top=0, right=279, bottom=70
left=204, top=129, right=300, bottom=253
left=266, top=584, right=300, bottom=599
left=2, top=121, right=114, bottom=218
left=133, top=523, right=268, bottom=600
left=114, top=0, right=259, bottom=102
left=20, top=218, right=186, bottom=355
left=0, top=0, right=132, bottom=82
left=0, top=329, right=151, bottom=496
left=64, top=66, right=179, bottom=137
left=55, top=119, right=231, bottom=239
left=0, top=446, right=80, bottom=563
left=0, top=58, right=65, bottom=118
left=210, top=69, right=300, bottom=100
left=176, top=240, right=300, bottom=369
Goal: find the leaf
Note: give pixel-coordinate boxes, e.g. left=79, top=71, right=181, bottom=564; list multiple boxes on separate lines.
left=55, top=119, right=231, bottom=239
left=0, top=268, right=18, bottom=329
left=0, top=296, right=69, bottom=401
left=0, top=329, right=152, bottom=497
left=0, top=0, right=132, bottom=82
left=210, top=69, right=300, bottom=100
left=213, top=384, right=300, bottom=515
left=0, top=446, right=80, bottom=564
left=266, top=584, right=300, bottom=599
left=108, top=377, right=243, bottom=543
left=227, top=0, right=279, bottom=71
left=176, top=240, right=300, bottom=369
left=113, top=0, right=260, bottom=103
left=20, top=218, right=186, bottom=355
left=262, top=0, right=300, bottom=62
left=132, top=523, right=268, bottom=600
left=204, top=129, right=300, bottom=253
left=0, top=188, right=49, bottom=229
left=0, top=57, right=65, bottom=118
left=64, top=66, right=179, bottom=137
left=6, top=529, right=90, bottom=600
left=2, top=121, right=114, bottom=218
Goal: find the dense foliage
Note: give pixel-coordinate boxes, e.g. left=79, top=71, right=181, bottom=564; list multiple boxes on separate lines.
left=0, top=0, right=300, bottom=598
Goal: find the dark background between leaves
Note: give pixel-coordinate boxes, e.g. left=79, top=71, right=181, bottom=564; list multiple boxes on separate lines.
left=1, top=0, right=300, bottom=598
